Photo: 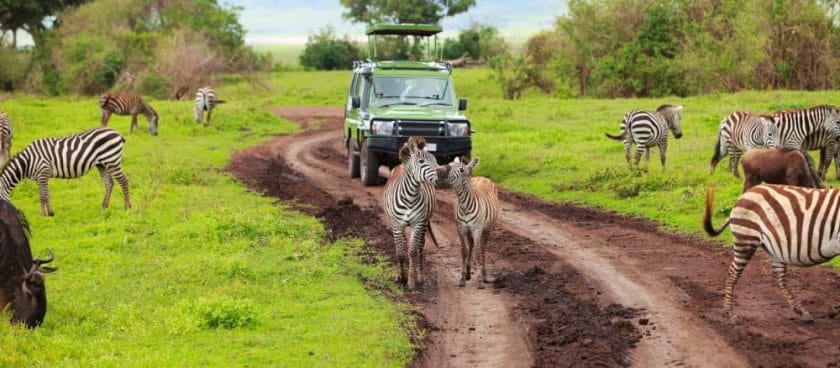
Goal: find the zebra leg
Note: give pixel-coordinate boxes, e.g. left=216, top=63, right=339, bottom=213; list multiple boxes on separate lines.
left=206, top=108, right=213, bottom=126
left=392, top=226, right=407, bottom=284
left=772, top=261, right=813, bottom=322
left=729, top=149, right=741, bottom=179
left=195, top=107, right=203, bottom=124
left=407, top=224, right=427, bottom=291
left=623, top=141, right=632, bottom=166
left=417, top=224, right=426, bottom=285
left=633, top=147, right=644, bottom=169
left=723, top=242, right=757, bottom=323
left=658, top=143, right=667, bottom=169
left=475, top=230, right=488, bottom=289
left=466, top=229, right=475, bottom=281
left=101, top=110, right=112, bottom=127
left=107, top=165, right=131, bottom=209
left=97, top=165, right=114, bottom=209
left=130, top=114, right=138, bottom=133
left=36, top=177, right=53, bottom=217
left=458, top=227, right=469, bottom=287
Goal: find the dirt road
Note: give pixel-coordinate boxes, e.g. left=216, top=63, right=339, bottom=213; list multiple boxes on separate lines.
left=228, top=107, right=840, bottom=367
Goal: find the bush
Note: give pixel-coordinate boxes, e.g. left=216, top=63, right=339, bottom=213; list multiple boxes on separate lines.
left=442, top=23, right=507, bottom=61
left=0, top=46, right=30, bottom=91
left=299, top=26, right=359, bottom=70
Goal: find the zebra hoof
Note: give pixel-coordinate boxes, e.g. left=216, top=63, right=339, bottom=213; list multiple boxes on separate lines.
left=800, top=312, right=814, bottom=323
left=726, top=314, right=741, bottom=325
left=394, top=274, right=405, bottom=284
left=477, top=282, right=485, bottom=290
left=458, top=279, right=465, bottom=288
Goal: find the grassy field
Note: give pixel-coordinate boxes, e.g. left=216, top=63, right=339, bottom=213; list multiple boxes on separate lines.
left=251, top=44, right=305, bottom=67
left=0, top=94, right=413, bottom=366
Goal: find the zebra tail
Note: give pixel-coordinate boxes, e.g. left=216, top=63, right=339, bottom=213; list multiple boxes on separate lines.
left=703, top=185, right=730, bottom=237
left=604, top=129, right=624, bottom=140
left=427, top=223, right=439, bottom=248
left=215, top=100, right=227, bottom=104
left=710, top=134, right=724, bottom=173
left=802, top=151, right=824, bottom=189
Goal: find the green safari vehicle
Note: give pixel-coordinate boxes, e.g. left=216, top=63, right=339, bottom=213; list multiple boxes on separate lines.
left=344, top=23, right=471, bottom=186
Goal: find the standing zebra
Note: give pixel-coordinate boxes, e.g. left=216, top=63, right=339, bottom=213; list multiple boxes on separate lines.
left=439, top=156, right=500, bottom=289
left=383, top=137, right=438, bottom=290
left=704, top=184, right=840, bottom=323
left=194, top=87, right=225, bottom=125
left=99, top=92, right=159, bottom=135
left=605, top=104, right=684, bottom=170
left=709, top=111, right=777, bottom=178
left=771, top=105, right=840, bottom=179
left=0, top=127, right=131, bottom=216
left=0, top=111, right=13, bottom=168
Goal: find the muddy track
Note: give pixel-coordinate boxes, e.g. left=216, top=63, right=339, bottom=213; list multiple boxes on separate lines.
left=229, top=107, right=840, bottom=367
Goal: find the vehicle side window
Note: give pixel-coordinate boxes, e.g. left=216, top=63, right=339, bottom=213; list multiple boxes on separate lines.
left=360, top=76, right=371, bottom=109
left=349, top=74, right=359, bottom=97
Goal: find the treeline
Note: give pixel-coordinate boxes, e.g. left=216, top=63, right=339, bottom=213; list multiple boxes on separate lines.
left=0, top=0, right=267, bottom=98
left=498, top=0, right=840, bottom=99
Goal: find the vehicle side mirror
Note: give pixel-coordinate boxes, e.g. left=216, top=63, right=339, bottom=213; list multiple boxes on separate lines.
left=352, top=96, right=361, bottom=109
left=458, top=98, right=467, bottom=111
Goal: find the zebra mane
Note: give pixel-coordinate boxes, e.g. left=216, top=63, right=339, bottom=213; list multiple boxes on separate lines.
left=656, top=104, right=675, bottom=112
left=398, top=137, right=427, bottom=161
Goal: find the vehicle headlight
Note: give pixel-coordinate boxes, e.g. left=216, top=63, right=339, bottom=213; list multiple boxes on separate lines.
left=371, top=120, right=395, bottom=135
left=447, top=122, right=469, bottom=137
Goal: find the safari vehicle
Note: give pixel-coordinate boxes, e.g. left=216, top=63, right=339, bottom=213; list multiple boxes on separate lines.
left=344, top=23, right=471, bottom=186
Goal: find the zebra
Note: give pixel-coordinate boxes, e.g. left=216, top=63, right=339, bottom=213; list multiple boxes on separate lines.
left=0, top=127, right=131, bottom=216
left=383, top=137, right=438, bottom=290
left=0, top=111, right=13, bottom=168
left=605, top=104, right=684, bottom=170
left=771, top=105, right=840, bottom=179
left=438, top=156, right=500, bottom=289
left=194, top=87, right=225, bottom=125
left=704, top=184, right=840, bottom=323
left=99, top=92, right=159, bottom=135
left=709, top=111, right=777, bottom=178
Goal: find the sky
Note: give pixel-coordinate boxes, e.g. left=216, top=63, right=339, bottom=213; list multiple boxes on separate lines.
left=227, top=0, right=569, bottom=45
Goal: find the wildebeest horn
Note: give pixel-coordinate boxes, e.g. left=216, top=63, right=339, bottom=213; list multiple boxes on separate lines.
left=34, top=249, right=54, bottom=265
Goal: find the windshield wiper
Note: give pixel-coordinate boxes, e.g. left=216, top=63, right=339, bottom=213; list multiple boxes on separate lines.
left=377, top=102, right=418, bottom=108
left=419, top=102, right=452, bottom=107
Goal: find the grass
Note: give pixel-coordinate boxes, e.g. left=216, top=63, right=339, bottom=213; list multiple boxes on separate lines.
left=0, top=94, right=413, bottom=366
left=251, top=44, right=306, bottom=67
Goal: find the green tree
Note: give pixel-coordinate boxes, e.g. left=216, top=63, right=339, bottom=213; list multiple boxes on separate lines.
left=299, top=26, right=359, bottom=70
left=339, top=0, right=475, bottom=24
left=0, top=0, right=87, bottom=48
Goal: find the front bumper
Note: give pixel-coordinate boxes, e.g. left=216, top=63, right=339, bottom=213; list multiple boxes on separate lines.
left=366, top=136, right=472, bottom=165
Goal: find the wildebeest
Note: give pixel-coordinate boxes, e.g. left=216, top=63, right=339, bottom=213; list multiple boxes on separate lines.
left=740, top=148, right=822, bottom=192
left=0, top=199, right=56, bottom=328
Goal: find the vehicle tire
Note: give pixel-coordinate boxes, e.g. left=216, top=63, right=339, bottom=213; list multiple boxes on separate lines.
left=347, top=140, right=360, bottom=178
left=360, top=140, right=380, bottom=186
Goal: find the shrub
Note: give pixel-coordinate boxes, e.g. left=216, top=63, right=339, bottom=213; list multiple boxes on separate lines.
left=191, top=298, right=257, bottom=329
left=299, top=26, right=359, bottom=70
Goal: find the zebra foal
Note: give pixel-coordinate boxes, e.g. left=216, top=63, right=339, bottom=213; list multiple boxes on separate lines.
left=0, top=127, right=130, bottom=216
left=606, top=104, right=684, bottom=170
left=0, top=111, right=13, bottom=167
left=709, top=111, right=777, bottom=178
left=194, top=87, right=225, bottom=125
left=705, top=184, right=840, bottom=323
left=383, top=137, right=438, bottom=290
left=99, top=92, right=159, bottom=135
left=438, top=156, right=499, bottom=289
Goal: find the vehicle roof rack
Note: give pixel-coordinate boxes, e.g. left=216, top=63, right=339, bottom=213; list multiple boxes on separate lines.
left=366, top=23, right=443, bottom=36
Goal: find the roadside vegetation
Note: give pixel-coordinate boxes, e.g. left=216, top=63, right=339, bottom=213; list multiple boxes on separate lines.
left=0, top=91, right=413, bottom=366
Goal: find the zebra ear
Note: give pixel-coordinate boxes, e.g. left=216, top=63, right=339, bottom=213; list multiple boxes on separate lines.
left=675, top=105, right=684, bottom=111
left=467, top=157, right=480, bottom=172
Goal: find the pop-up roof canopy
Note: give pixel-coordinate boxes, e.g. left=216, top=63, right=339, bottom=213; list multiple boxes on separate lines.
left=366, top=23, right=443, bottom=36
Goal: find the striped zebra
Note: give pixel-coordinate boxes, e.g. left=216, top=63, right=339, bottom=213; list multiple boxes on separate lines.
left=194, top=87, right=225, bottom=125
left=704, top=184, right=840, bottom=323
left=99, top=92, right=159, bottom=136
left=0, top=111, right=13, bottom=168
left=772, top=105, right=840, bottom=179
left=709, top=111, right=777, bottom=178
left=383, top=137, right=438, bottom=290
left=439, top=156, right=500, bottom=289
left=0, top=127, right=131, bottom=216
left=605, top=104, right=684, bottom=170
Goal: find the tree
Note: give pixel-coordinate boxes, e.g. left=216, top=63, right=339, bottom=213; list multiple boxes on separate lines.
left=299, top=26, right=359, bottom=70
left=339, top=0, right=475, bottom=24
left=0, top=0, right=87, bottom=48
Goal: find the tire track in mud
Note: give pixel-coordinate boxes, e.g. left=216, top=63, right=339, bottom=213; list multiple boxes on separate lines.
left=230, top=106, right=840, bottom=367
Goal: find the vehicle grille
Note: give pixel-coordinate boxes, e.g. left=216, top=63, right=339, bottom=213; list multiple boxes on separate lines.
left=397, top=120, right=444, bottom=137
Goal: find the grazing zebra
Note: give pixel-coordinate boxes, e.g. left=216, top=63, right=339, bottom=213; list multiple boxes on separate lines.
left=704, top=184, right=840, bottom=323
left=772, top=105, right=840, bottom=179
left=709, top=111, right=777, bottom=178
left=0, top=111, right=13, bottom=168
left=194, top=87, right=225, bottom=125
left=439, top=156, right=500, bottom=289
left=383, top=137, right=438, bottom=290
left=99, top=92, right=159, bottom=135
left=0, top=127, right=131, bottom=216
left=605, top=104, right=684, bottom=170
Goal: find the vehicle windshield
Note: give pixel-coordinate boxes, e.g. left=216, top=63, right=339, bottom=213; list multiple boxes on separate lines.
left=370, top=77, right=454, bottom=107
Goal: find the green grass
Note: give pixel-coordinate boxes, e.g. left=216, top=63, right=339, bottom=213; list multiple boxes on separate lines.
left=0, top=94, right=413, bottom=366
left=251, top=44, right=305, bottom=67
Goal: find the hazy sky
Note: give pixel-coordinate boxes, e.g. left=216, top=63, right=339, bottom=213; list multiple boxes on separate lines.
left=228, top=0, right=569, bottom=44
